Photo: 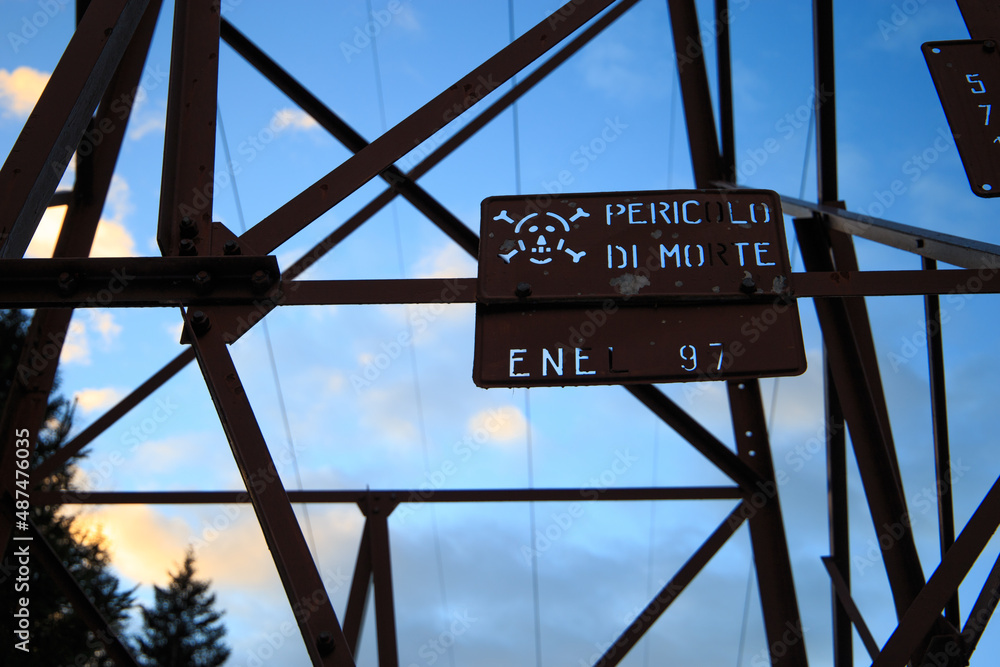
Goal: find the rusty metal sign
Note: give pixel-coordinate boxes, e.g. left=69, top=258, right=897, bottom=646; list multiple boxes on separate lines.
left=923, top=40, right=1000, bottom=198
left=956, top=0, right=1000, bottom=41
left=473, top=301, right=806, bottom=387
left=479, top=189, right=793, bottom=302
left=473, top=189, right=806, bottom=388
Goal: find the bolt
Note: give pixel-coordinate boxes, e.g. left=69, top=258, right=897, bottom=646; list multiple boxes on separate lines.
left=739, top=276, right=756, bottom=295
left=250, top=269, right=271, bottom=293
left=316, top=632, right=335, bottom=656
left=179, top=216, right=198, bottom=239
left=223, top=240, right=241, bottom=255
left=189, top=310, right=211, bottom=337
left=57, top=272, right=77, bottom=296
left=985, top=40, right=996, bottom=53
left=515, top=282, right=532, bottom=298
left=193, top=270, right=212, bottom=294
left=179, top=239, right=197, bottom=256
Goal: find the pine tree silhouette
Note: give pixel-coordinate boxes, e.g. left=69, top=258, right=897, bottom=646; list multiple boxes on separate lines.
left=136, top=547, right=231, bottom=667
left=0, top=309, right=136, bottom=667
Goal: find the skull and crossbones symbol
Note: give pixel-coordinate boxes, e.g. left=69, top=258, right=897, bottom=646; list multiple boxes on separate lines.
left=495, top=207, right=589, bottom=265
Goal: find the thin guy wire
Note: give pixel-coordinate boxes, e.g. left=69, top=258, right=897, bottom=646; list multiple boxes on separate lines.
left=642, top=421, right=660, bottom=667
left=507, top=2, right=542, bottom=664
left=216, top=106, right=319, bottom=556
left=365, top=3, right=454, bottom=665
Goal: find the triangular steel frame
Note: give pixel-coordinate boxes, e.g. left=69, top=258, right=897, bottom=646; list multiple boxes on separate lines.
left=2, top=1, right=1000, bottom=666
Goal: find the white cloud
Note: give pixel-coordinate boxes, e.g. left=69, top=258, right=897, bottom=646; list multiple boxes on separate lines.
left=412, top=243, right=477, bottom=279
left=25, top=205, right=66, bottom=258
left=166, top=320, right=185, bottom=343
left=90, top=218, right=136, bottom=257
left=60, top=319, right=89, bottom=364
left=271, top=107, right=318, bottom=131
left=467, top=405, right=526, bottom=444
left=57, top=310, right=124, bottom=366
left=89, top=310, right=122, bottom=344
left=0, top=66, right=49, bottom=117
left=580, top=42, right=655, bottom=106
left=73, top=505, right=193, bottom=584
left=391, top=3, right=421, bottom=32
left=74, top=387, right=125, bottom=414
left=127, top=114, right=165, bottom=140
left=92, top=175, right=137, bottom=256
left=25, top=175, right=137, bottom=258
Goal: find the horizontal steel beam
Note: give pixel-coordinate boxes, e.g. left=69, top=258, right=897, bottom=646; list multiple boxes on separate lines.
left=34, top=486, right=742, bottom=505
left=782, top=195, right=1000, bottom=270
left=5, top=267, right=1000, bottom=309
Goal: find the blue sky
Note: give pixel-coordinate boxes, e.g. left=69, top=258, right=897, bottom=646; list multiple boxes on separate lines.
left=3, top=0, right=1000, bottom=665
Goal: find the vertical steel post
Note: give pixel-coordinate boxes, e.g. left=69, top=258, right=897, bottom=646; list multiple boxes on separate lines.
left=156, top=0, right=221, bottom=257
left=729, top=382, right=809, bottom=667
left=666, top=1, right=806, bottom=663
left=923, top=256, right=959, bottom=627
left=716, top=0, right=736, bottom=181
left=825, top=353, right=851, bottom=667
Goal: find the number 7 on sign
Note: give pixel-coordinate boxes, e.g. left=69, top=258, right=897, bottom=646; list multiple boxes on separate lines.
left=709, top=342, right=724, bottom=371
left=980, top=104, right=991, bottom=126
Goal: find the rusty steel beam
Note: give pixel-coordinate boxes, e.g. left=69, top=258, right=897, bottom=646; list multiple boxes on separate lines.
left=367, top=498, right=400, bottom=667
left=729, top=381, right=808, bottom=667
left=184, top=307, right=354, bottom=667
left=16, top=0, right=644, bottom=514
left=35, top=486, right=743, bottom=505
left=665, top=0, right=722, bottom=186
left=156, top=0, right=221, bottom=257
left=826, top=355, right=851, bottom=667
left=8, top=266, right=1000, bottom=309
left=240, top=0, right=620, bottom=255
left=0, top=0, right=162, bottom=554
left=716, top=0, right=735, bottom=181
left=961, top=551, right=1000, bottom=655
left=794, top=218, right=956, bottom=663
left=625, top=384, right=763, bottom=493
left=281, top=0, right=643, bottom=276
left=343, top=520, right=373, bottom=657
left=779, top=195, right=1000, bottom=270
left=813, top=0, right=838, bottom=205
left=825, top=228, right=906, bottom=506
left=0, top=0, right=151, bottom=259
left=821, top=556, right=879, bottom=660
left=218, top=19, right=479, bottom=257
left=789, top=269, right=1000, bottom=297
left=32, top=348, right=193, bottom=484
left=872, top=474, right=1000, bottom=667
left=923, top=257, right=960, bottom=628
left=593, top=502, right=747, bottom=666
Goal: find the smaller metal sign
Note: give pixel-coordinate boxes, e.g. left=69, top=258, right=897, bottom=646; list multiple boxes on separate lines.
left=956, top=0, right=1000, bottom=41
left=473, top=301, right=806, bottom=387
left=923, top=40, right=1000, bottom=198
left=479, top=189, right=792, bottom=302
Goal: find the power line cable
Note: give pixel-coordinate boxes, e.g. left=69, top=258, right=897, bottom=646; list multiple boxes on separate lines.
left=506, top=3, right=543, bottom=664
left=364, top=2, right=454, bottom=665
left=216, top=106, right=319, bottom=556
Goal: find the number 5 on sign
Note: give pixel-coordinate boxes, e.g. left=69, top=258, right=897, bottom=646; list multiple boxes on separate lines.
left=967, top=73, right=986, bottom=94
